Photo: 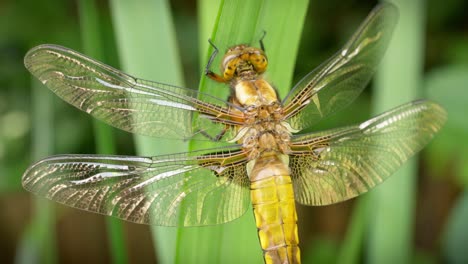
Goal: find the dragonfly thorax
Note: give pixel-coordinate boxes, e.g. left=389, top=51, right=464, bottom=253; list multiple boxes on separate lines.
left=233, top=79, right=279, bottom=107
left=232, top=104, right=292, bottom=160
left=227, top=77, right=294, bottom=160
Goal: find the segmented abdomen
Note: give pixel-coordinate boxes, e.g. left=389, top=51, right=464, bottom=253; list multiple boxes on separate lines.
left=250, top=175, right=300, bottom=264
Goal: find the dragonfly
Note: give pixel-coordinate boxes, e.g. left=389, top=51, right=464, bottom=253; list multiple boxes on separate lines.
left=22, top=3, right=446, bottom=264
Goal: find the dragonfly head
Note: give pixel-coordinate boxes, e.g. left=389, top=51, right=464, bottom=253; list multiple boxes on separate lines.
left=221, top=45, right=268, bottom=81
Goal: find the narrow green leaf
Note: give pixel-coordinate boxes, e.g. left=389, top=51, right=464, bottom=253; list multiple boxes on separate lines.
left=367, top=0, right=425, bottom=263
left=78, top=1, right=128, bottom=263
left=109, top=1, right=185, bottom=263
left=16, top=80, right=57, bottom=264
left=337, top=196, right=370, bottom=264
left=198, top=0, right=220, bottom=64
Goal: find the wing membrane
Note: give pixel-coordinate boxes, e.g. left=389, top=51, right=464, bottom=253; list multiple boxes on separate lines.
left=282, top=3, right=399, bottom=131
left=22, top=147, right=250, bottom=226
left=289, top=100, right=446, bottom=205
left=24, top=44, right=242, bottom=141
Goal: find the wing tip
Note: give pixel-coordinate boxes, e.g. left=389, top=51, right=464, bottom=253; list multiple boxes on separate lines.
left=21, top=156, right=54, bottom=192
left=375, top=2, right=400, bottom=20
left=412, top=99, right=448, bottom=128
left=24, top=44, right=63, bottom=69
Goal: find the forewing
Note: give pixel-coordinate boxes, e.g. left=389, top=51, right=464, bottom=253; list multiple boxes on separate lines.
left=282, top=3, right=399, bottom=131
left=24, top=44, right=242, bottom=141
left=289, top=100, right=446, bottom=205
left=22, top=147, right=250, bottom=226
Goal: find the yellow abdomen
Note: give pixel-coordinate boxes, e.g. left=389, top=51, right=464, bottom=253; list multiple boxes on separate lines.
left=250, top=175, right=300, bottom=264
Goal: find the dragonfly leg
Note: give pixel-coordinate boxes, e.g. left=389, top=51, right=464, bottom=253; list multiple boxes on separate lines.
left=196, top=126, right=229, bottom=142
left=205, top=39, right=226, bottom=83
left=259, top=30, right=267, bottom=51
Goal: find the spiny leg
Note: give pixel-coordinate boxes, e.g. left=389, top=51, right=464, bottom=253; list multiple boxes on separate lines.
left=259, top=30, right=267, bottom=51
left=205, top=39, right=226, bottom=83
left=194, top=126, right=229, bottom=142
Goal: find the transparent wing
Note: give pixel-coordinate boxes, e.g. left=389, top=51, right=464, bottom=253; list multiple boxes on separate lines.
left=22, top=147, right=250, bottom=226
left=282, top=3, right=399, bottom=131
left=289, top=100, right=446, bottom=206
left=24, top=44, right=243, bottom=141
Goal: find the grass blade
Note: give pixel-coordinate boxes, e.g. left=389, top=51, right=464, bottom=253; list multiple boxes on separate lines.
left=367, top=0, right=425, bottom=263
left=78, top=0, right=128, bottom=263
left=337, top=196, right=370, bottom=264
left=109, top=0, right=185, bottom=263
left=15, top=80, right=57, bottom=264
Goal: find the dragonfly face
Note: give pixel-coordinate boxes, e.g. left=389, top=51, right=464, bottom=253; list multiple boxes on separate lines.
left=22, top=3, right=446, bottom=264
left=217, top=44, right=268, bottom=82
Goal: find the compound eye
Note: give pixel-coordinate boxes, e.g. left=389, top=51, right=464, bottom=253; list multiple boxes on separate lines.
left=250, top=54, right=268, bottom=73
left=222, top=57, right=239, bottom=80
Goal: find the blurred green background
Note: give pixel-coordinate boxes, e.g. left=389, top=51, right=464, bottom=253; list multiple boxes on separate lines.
left=1, top=0, right=467, bottom=263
